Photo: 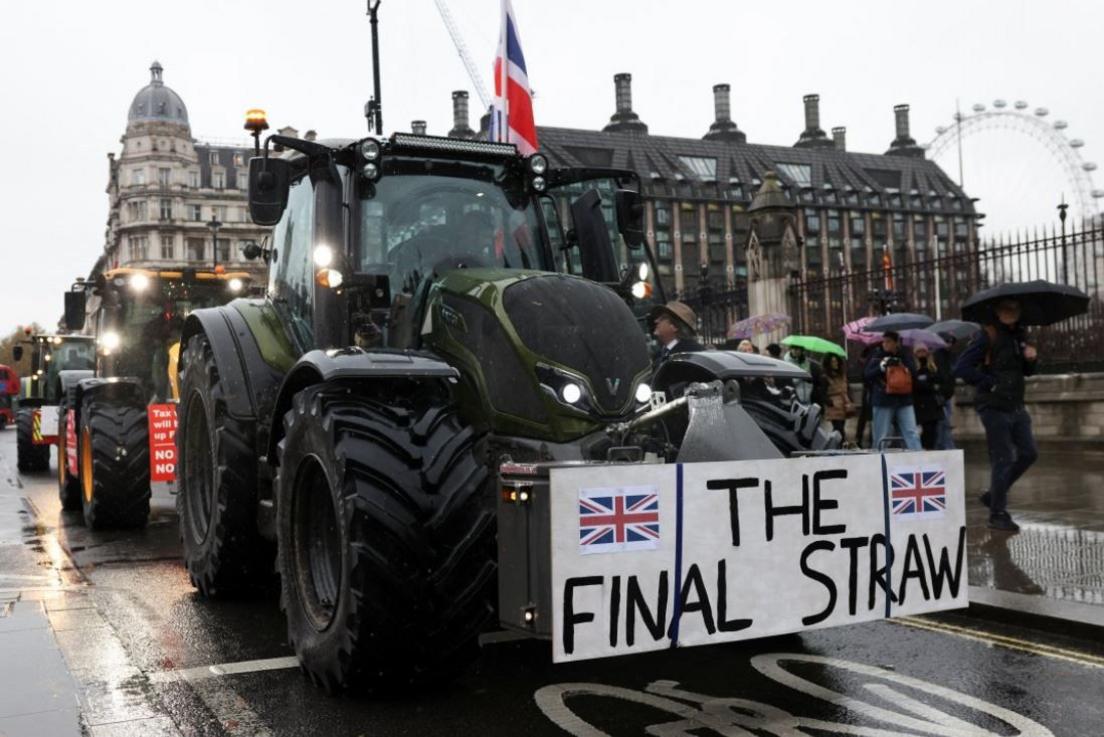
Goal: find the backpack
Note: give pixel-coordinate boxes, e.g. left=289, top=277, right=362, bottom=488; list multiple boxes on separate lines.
left=885, top=362, right=913, bottom=395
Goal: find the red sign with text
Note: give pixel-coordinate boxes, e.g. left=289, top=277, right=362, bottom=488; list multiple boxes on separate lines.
left=148, top=403, right=178, bottom=482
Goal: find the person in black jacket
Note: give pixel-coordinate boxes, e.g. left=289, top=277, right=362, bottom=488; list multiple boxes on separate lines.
left=911, top=345, right=945, bottom=449
left=863, top=331, right=922, bottom=450
left=954, top=299, right=1038, bottom=533
left=650, top=301, right=705, bottom=374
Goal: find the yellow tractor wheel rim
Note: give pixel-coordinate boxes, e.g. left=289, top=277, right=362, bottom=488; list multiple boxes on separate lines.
left=81, top=426, right=94, bottom=504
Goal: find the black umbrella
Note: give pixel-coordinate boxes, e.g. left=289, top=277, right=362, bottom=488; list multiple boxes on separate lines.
left=961, top=280, right=1090, bottom=326
left=862, top=312, right=934, bottom=332
left=928, top=319, right=980, bottom=342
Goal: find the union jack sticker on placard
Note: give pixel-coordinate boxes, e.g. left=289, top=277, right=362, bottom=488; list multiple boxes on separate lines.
left=889, top=468, right=947, bottom=519
left=578, top=486, right=660, bottom=555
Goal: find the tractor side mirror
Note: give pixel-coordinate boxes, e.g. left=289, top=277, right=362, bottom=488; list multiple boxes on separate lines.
left=248, top=156, right=291, bottom=226
left=12, top=346, right=23, bottom=362
left=570, top=189, right=619, bottom=284
left=64, top=290, right=87, bottom=331
left=614, top=189, right=645, bottom=249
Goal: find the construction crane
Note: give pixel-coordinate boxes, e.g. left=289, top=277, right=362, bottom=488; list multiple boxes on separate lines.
left=433, top=0, right=492, bottom=110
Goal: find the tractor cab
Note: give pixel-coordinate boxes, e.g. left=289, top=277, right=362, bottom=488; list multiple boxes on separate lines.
left=68, top=267, right=252, bottom=402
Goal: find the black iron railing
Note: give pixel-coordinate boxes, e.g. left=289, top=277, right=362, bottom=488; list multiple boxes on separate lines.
left=788, top=219, right=1104, bottom=373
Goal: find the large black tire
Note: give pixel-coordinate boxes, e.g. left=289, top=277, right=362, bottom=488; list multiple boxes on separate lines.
left=16, top=408, right=49, bottom=472
left=742, top=397, right=841, bottom=455
left=79, top=396, right=150, bottom=529
left=177, top=334, right=268, bottom=597
left=57, top=401, right=81, bottom=511
left=276, top=384, right=496, bottom=693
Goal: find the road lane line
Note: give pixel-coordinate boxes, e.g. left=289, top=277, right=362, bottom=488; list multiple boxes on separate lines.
left=148, top=656, right=300, bottom=684
left=894, top=616, right=1104, bottom=669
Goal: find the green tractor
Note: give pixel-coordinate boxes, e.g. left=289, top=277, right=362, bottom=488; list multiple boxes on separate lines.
left=10, top=333, right=95, bottom=473
left=61, top=267, right=253, bottom=528
left=174, top=126, right=835, bottom=692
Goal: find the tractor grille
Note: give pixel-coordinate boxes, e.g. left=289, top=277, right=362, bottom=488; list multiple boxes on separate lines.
left=504, top=275, right=649, bottom=415
left=442, top=294, right=547, bottom=422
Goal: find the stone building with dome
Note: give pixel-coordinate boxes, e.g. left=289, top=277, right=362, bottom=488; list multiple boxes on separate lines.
left=102, top=61, right=269, bottom=280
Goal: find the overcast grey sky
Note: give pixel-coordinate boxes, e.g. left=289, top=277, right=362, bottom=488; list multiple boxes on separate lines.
left=2, top=0, right=1101, bottom=335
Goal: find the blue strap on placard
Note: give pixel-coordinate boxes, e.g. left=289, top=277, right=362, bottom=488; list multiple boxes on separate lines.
left=669, top=462, right=685, bottom=648
left=880, top=453, right=893, bottom=618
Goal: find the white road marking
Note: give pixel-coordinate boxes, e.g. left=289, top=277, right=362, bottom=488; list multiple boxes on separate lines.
left=148, top=656, right=300, bottom=684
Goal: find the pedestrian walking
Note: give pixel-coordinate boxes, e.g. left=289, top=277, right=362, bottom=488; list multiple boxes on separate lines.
left=934, top=337, right=958, bottom=450
left=650, top=301, right=705, bottom=374
left=863, top=330, right=922, bottom=450
left=954, top=298, right=1039, bottom=533
left=784, top=346, right=827, bottom=409
left=911, top=345, right=945, bottom=449
left=822, top=354, right=852, bottom=441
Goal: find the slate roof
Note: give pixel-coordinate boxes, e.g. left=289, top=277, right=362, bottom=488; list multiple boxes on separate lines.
left=537, top=126, right=976, bottom=217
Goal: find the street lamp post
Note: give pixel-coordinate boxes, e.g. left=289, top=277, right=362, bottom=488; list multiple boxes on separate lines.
left=1058, top=197, right=1069, bottom=285
left=207, top=215, right=222, bottom=271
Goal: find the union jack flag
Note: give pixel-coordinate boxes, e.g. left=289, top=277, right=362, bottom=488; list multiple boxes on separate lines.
left=890, top=468, right=947, bottom=518
left=490, top=0, right=538, bottom=155
left=578, top=487, right=660, bottom=555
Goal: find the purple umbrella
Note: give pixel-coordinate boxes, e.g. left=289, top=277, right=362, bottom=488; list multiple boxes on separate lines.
left=898, top=328, right=948, bottom=350
left=726, top=313, right=791, bottom=339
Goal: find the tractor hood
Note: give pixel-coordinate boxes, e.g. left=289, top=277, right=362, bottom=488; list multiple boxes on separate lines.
left=428, top=270, right=651, bottom=441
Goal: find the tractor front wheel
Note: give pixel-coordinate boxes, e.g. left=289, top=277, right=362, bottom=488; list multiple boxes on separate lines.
left=276, top=383, right=496, bottom=693
left=79, top=396, right=150, bottom=529
left=177, top=334, right=268, bottom=597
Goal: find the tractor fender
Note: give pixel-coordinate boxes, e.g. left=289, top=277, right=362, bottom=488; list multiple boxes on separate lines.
left=654, top=351, right=811, bottom=394
left=265, top=348, right=459, bottom=465
left=68, top=376, right=147, bottom=442
left=58, top=370, right=93, bottom=401
left=180, top=302, right=293, bottom=459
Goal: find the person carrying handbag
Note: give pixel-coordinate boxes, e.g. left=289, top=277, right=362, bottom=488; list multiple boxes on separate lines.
left=822, top=354, right=852, bottom=441
left=863, top=330, right=922, bottom=450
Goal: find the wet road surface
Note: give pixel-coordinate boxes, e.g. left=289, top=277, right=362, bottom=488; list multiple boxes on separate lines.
left=2, top=428, right=1102, bottom=736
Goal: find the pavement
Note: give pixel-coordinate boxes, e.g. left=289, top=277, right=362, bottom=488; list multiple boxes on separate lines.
left=1, top=428, right=1102, bottom=736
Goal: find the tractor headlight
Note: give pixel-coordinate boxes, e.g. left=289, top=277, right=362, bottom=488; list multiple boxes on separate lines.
left=531, top=176, right=546, bottom=192
left=360, top=139, right=381, bottom=161
left=313, top=244, right=334, bottom=268
left=637, top=262, right=650, bottom=281
left=560, top=382, right=583, bottom=404
left=635, top=382, right=653, bottom=404
left=361, top=162, right=379, bottom=179
left=228, top=277, right=243, bottom=293
left=100, top=331, right=121, bottom=351
left=631, top=281, right=648, bottom=299
left=528, top=154, right=548, bottom=175
left=130, top=273, right=150, bottom=292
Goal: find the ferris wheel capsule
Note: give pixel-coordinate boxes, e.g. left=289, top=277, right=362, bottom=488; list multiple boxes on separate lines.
left=935, top=125, right=948, bottom=135
left=993, top=99, right=1007, bottom=108
left=1035, top=107, right=1049, bottom=117
left=972, top=103, right=986, bottom=113
left=1083, top=162, right=1097, bottom=172
left=1014, top=100, right=1028, bottom=110
left=1070, top=139, right=1085, bottom=148
left=1092, top=189, right=1104, bottom=198
left=1054, top=120, right=1069, bottom=130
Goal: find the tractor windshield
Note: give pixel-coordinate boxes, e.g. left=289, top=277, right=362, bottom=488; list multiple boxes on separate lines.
left=43, top=338, right=94, bottom=402
left=356, top=168, right=546, bottom=296
left=106, top=279, right=238, bottom=401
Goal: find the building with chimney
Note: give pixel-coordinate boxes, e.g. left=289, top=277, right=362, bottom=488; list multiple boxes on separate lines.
left=102, top=62, right=269, bottom=281
left=445, top=75, right=978, bottom=301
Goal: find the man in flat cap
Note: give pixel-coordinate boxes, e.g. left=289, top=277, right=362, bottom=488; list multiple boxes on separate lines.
left=650, top=301, right=705, bottom=373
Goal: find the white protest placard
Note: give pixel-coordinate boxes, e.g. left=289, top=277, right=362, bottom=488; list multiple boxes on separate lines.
left=550, top=451, right=967, bottom=663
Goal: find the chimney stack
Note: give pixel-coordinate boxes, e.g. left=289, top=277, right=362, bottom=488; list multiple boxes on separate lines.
left=831, top=126, right=846, bottom=151
left=793, top=94, right=832, bottom=149
left=448, top=90, right=476, bottom=139
left=603, top=73, right=648, bottom=134
left=412, top=120, right=427, bottom=135
left=703, top=83, right=746, bottom=143
left=885, top=103, right=924, bottom=158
